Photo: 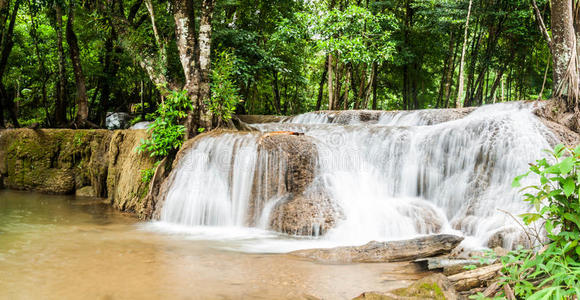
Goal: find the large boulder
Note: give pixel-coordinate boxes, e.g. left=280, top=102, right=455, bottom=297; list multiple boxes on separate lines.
left=106, top=112, right=132, bottom=129
left=254, top=133, right=342, bottom=236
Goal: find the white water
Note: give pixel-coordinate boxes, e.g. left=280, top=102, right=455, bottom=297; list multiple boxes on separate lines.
left=150, top=102, right=557, bottom=252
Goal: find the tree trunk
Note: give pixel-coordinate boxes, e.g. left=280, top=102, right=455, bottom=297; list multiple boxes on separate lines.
left=328, top=54, right=334, bottom=110
left=551, top=0, right=579, bottom=108
left=66, top=1, right=89, bottom=127
left=437, top=32, right=455, bottom=108
left=371, top=62, right=378, bottom=110
left=291, top=234, right=463, bottom=263
left=456, top=0, right=473, bottom=108
left=272, top=69, right=282, bottom=114
left=54, top=4, right=67, bottom=126
left=316, top=57, right=329, bottom=111
left=488, top=68, right=504, bottom=103
left=0, top=0, right=19, bottom=127
left=184, top=0, right=215, bottom=138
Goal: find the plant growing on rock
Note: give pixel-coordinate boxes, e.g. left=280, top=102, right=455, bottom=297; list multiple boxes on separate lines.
left=207, top=50, right=242, bottom=126
left=497, top=144, right=580, bottom=298
left=138, top=89, right=191, bottom=158
left=137, top=89, right=191, bottom=183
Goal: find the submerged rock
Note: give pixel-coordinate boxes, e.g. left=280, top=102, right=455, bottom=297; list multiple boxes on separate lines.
left=75, top=186, right=96, bottom=197
left=291, top=234, right=463, bottom=263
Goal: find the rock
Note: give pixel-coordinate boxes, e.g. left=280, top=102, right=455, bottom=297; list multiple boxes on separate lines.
left=269, top=192, right=340, bottom=236
left=129, top=121, right=152, bottom=130
left=487, top=227, right=532, bottom=249
left=354, top=274, right=458, bottom=300
left=106, top=112, right=132, bottom=129
left=291, top=234, right=463, bottom=263
left=254, top=133, right=342, bottom=236
left=0, top=129, right=111, bottom=194
left=107, top=130, right=157, bottom=216
left=75, top=186, right=96, bottom=197
left=236, top=115, right=286, bottom=124
left=0, top=128, right=155, bottom=218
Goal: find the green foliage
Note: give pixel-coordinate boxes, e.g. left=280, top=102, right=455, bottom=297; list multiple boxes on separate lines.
left=137, top=89, right=191, bottom=158
left=499, top=145, right=580, bottom=298
left=208, top=50, right=242, bottom=125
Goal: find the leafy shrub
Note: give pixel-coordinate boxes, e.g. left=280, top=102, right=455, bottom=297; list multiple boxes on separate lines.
left=137, top=89, right=191, bottom=158
left=498, top=144, right=580, bottom=298
left=208, top=50, right=242, bottom=125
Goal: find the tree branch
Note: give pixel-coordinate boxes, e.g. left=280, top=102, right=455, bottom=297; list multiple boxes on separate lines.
left=531, top=0, right=553, bottom=52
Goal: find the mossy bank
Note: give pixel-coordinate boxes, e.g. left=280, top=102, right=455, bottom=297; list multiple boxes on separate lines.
left=0, top=129, right=156, bottom=218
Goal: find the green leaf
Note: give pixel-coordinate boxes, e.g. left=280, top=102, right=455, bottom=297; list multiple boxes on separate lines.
left=559, top=157, right=575, bottom=174
left=563, top=177, right=576, bottom=197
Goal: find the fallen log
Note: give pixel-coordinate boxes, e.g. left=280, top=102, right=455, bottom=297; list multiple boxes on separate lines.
left=291, top=234, right=463, bottom=263
left=448, top=263, right=503, bottom=291
left=414, top=257, right=486, bottom=275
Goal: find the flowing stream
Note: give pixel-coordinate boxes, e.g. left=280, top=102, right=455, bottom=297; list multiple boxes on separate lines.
left=0, top=191, right=425, bottom=299
left=153, top=102, right=557, bottom=251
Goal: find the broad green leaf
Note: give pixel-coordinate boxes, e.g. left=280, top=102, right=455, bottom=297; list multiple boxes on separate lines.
left=563, top=177, right=576, bottom=197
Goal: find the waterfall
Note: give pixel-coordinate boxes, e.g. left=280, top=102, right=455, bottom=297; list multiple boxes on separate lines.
left=153, top=102, right=557, bottom=251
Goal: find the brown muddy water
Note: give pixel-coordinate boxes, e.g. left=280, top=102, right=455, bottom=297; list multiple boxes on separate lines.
left=0, top=190, right=428, bottom=300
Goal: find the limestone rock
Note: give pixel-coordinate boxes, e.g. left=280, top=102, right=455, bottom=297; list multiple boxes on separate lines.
left=255, top=133, right=342, bottom=236
left=0, top=128, right=155, bottom=218
left=75, top=186, right=96, bottom=197
left=269, top=192, right=340, bottom=236
left=106, top=112, right=132, bottom=129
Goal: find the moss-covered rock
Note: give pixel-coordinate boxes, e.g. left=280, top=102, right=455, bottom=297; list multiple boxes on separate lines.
left=0, top=129, right=155, bottom=218
left=107, top=130, right=156, bottom=217
left=354, top=274, right=457, bottom=300
left=0, top=129, right=111, bottom=194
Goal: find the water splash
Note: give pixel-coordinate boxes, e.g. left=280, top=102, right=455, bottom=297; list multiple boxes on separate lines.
left=154, top=102, right=556, bottom=252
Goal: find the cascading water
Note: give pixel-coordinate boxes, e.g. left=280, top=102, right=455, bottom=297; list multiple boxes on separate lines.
left=150, top=102, right=558, bottom=252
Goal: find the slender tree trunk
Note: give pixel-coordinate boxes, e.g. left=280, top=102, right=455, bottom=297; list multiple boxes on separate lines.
left=328, top=54, right=334, bottom=110
left=437, top=32, right=455, bottom=108
left=316, top=57, right=328, bottom=111
left=54, top=4, right=67, bottom=126
left=66, top=1, right=89, bottom=127
left=444, top=33, right=459, bottom=108
left=342, top=63, right=351, bottom=110
left=538, top=59, right=550, bottom=100
left=0, top=0, right=19, bottom=127
left=272, top=69, right=281, bottom=114
left=371, top=63, right=378, bottom=110
left=456, top=0, right=473, bottom=108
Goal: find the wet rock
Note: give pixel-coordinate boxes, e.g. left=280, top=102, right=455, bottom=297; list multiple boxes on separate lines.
left=129, top=121, right=152, bottom=130
left=107, top=130, right=157, bottom=216
left=269, top=192, right=340, bottom=236
left=75, top=186, right=96, bottom=197
left=236, top=115, right=286, bottom=124
left=486, top=227, right=532, bottom=249
left=354, top=274, right=458, bottom=300
left=254, top=133, right=342, bottom=236
left=106, top=112, right=132, bottom=129
left=291, top=234, right=463, bottom=263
